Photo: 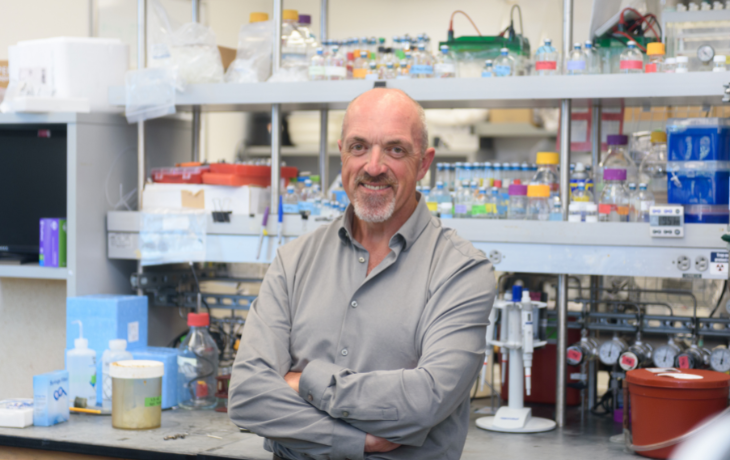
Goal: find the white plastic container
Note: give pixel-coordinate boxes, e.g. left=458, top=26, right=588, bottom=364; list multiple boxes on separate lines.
left=675, top=56, right=689, bottom=73
left=66, top=321, right=97, bottom=408
left=102, top=340, right=133, bottom=410
left=7, top=37, right=128, bottom=112
left=110, top=360, right=164, bottom=430
left=713, top=55, right=727, bottom=72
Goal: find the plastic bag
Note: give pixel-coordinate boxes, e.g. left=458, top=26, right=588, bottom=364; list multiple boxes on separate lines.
left=125, top=67, right=176, bottom=123
left=225, top=20, right=273, bottom=83
left=170, top=23, right=224, bottom=84
left=140, top=209, right=206, bottom=266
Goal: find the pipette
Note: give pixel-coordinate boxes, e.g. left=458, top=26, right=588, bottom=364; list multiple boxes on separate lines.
left=255, top=206, right=270, bottom=260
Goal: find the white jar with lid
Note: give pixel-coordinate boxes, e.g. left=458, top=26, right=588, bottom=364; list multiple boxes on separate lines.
left=713, top=55, right=727, bottom=72
left=675, top=56, right=689, bottom=73
left=664, top=57, right=676, bottom=73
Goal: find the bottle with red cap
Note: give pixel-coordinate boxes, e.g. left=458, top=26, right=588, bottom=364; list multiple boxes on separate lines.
left=177, top=312, right=219, bottom=410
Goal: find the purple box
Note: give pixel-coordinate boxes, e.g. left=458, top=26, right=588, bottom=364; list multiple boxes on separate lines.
left=39, top=218, right=67, bottom=267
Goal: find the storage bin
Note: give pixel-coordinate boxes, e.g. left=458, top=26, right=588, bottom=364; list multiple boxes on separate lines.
left=667, top=161, right=729, bottom=205
left=667, top=118, right=730, bottom=162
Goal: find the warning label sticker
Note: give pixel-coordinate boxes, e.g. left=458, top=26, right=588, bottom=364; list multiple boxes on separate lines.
left=710, top=251, right=729, bottom=276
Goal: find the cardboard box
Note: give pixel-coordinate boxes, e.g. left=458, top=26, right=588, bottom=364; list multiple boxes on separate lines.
left=218, top=46, right=236, bottom=71
left=489, top=109, right=535, bottom=125
left=142, top=183, right=265, bottom=215
left=39, top=218, right=67, bottom=267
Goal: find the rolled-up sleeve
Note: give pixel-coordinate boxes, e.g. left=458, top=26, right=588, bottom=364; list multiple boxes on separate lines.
left=228, top=252, right=367, bottom=460
left=298, top=258, right=496, bottom=447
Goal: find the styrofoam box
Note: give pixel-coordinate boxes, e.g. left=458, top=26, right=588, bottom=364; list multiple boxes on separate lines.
left=142, top=183, right=267, bottom=215
left=8, top=37, right=128, bottom=113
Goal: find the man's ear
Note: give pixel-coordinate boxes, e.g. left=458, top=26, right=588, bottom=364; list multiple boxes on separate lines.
left=417, top=147, right=436, bottom=181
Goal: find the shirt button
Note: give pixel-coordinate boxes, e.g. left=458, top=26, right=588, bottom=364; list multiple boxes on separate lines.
left=351, top=301, right=358, bottom=308
left=341, top=349, right=348, bottom=356
left=358, top=257, right=365, bottom=263
left=307, top=394, right=313, bottom=402
left=343, top=411, right=350, bottom=417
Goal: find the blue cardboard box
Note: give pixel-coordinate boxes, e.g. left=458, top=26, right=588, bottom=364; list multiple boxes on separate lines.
left=667, top=118, right=730, bottom=162
left=33, top=370, right=69, bottom=426
left=66, top=295, right=148, bottom=406
left=667, top=161, right=729, bottom=205
left=130, top=347, right=179, bottom=409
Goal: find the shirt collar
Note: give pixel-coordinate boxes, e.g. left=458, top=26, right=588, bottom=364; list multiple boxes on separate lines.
left=337, top=193, right=433, bottom=251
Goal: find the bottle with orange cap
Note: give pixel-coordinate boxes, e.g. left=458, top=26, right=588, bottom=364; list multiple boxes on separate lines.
left=177, top=312, right=219, bottom=410
left=645, top=42, right=665, bottom=73
left=527, top=184, right=551, bottom=221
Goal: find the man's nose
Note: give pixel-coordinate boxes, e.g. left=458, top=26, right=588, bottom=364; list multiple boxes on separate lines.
left=363, top=145, right=388, bottom=178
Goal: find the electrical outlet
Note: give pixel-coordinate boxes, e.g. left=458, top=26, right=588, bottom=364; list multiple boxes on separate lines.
left=695, top=256, right=709, bottom=272
left=676, top=255, right=691, bottom=271
left=488, top=250, right=502, bottom=265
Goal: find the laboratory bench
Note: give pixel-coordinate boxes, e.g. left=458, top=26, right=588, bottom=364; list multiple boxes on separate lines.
left=0, top=401, right=635, bottom=460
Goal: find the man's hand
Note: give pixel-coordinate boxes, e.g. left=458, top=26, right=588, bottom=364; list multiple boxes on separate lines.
left=364, top=434, right=401, bottom=453
left=284, top=372, right=302, bottom=393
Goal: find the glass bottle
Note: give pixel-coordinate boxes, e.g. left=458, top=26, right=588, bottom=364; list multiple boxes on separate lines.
left=645, top=42, right=665, bottom=73
left=309, top=47, right=325, bottom=81
left=598, top=169, right=630, bottom=222
left=620, top=41, right=644, bottom=74
left=534, top=38, right=559, bottom=76
left=472, top=188, right=489, bottom=218
left=527, top=184, right=551, bottom=221
left=434, top=45, right=456, bottom=78
left=627, top=182, right=639, bottom=222
left=397, top=59, right=410, bottom=79
left=410, top=43, right=434, bottom=78
left=508, top=184, right=528, bottom=220
left=482, top=59, right=495, bottom=77
left=584, top=41, right=600, bottom=74
left=639, top=130, right=668, bottom=204
left=566, top=42, right=586, bottom=75
left=572, top=181, right=593, bottom=204
left=325, top=45, right=346, bottom=80
left=178, top=313, right=219, bottom=410
left=637, top=183, right=655, bottom=223
left=599, top=134, right=637, bottom=192
left=494, top=48, right=515, bottom=77
left=454, top=180, right=472, bottom=218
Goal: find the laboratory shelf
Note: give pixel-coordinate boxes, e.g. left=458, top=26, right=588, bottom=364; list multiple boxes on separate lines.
left=107, top=211, right=728, bottom=279
left=108, top=72, right=730, bottom=112
left=0, top=263, right=68, bottom=280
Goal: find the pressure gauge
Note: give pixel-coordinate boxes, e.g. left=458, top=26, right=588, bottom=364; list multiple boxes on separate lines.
left=619, top=342, right=654, bottom=371
left=677, top=345, right=711, bottom=369
left=698, top=44, right=715, bottom=63
left=599, top=338, right=628, bottom=366
left=710, top=346, right=730, bottom=373
left=567, top=338, right=598, bottom=366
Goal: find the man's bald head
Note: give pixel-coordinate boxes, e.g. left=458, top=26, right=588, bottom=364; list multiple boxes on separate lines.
left=341, top=88, right=428, bottom=155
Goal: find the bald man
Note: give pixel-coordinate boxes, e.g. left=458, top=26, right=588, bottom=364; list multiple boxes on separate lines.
left=229, top=89, right=496, bottom=460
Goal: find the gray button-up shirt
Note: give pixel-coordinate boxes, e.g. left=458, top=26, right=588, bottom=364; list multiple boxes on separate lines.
left=229, top=196, right=496, bottom=460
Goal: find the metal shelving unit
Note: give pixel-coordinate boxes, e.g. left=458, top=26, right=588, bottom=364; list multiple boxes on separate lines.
left=120, top=0, right=730, bottom=428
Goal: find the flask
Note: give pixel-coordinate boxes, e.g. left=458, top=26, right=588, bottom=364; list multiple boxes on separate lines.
left=534, top=38, right=559, bottom=76
left=494, top=48, right=515, bottom=77
left=639, top=130, right=668, bottom=204
left=434, top=45, right=456, bottom=78
left=482, top=59, right=495, bottom=77
left=67, top=321, right=97, bottom=408
left=527, top=184, right=551, bottom=221
left=598, top=169, right=630, bottom=222
left=620, top=41, right=644, bottom=74
left=713, top=55, right=727, bottom=72
left=177, top=313, right=219, bottom=410
left=637, top=183, right=655, bottom=223
left=508, top=184, right=528, bottom=220
left=566, top=43, right=586, bottom=75
left=101, top=339, right=133, bottom=410
left=309, top=47, right=325, bottom=81
left=645, top=42, right=665, bottom=73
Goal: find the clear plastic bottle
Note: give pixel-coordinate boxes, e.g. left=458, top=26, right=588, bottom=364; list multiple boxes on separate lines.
left=325, top=45, right=346, bottom=80
left=397, top=59, right=410, bottom=79
left=365, top=61, right=379, bottom=80
left=283, top=185, right=300, bottom=214
left=482, top=59, right=495, bottom=77
left=570, top=162, right=592, bottom=197
left=472, top=188, right=489, bottom=218
left=427, top=182, right=443, bottom=216
left=572, top=181, right=593, bottom=204
left=675, top=56, right=689, bottom=73
left=280, top=9, right=309, bottom=76
left=584, top=41, right=601, bottom=74
left=527, top=184, right=551, bottom=221
left=639, top=130, right=668, bottom=204
left=454, top=180, right=472, bottom=218
left=569, top=202, right=583, bottom=222
left=434, top=45, right=456, bottom=78
left=566, top=43, right=586, bottom=75
left=353, top=50, right=369, bottom=79
left=620, top=41, right=644, bottom=74
left=549, top=197, right=563, bottom=221
left=713, top=55, right=727, bottom=72
left=534, top=38, right=559, bottom=76
left=487, top=187, right=500, bottom=219
left=101, top=339, right=133, bottom=410
left=664, top=57, right=677, bottom=73
left=508, top=184, right=528, bottom=220
left=599, top=134, right=637, bottom=190
left=384, top=62, right=396, bottom=79
left=177, top=313, right=219, bottom=410
left=531, top=152, right=560, bottom=194
left=433, top=182, right=453, bottom=218
left=627, top=182, right=639, bottom=222
left=492, top=162, right=503, bottom=183
left=309, top=47, right=325, bottom=81
left=494, top=48, right=515, bottom=77
left=67, top=321, right=97, bottom=408
left=410, top=43, right=434, bottom=78
left=598, top=169, right=630, bottom=222
left=645, top=42, right=665, bottom=73
left=637, top=183, right=655, bottom=223
left=585, top=203, right=599, bottom=223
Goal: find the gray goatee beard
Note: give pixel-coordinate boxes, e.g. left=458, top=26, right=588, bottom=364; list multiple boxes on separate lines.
left=352, top=173, right=397, bottom=223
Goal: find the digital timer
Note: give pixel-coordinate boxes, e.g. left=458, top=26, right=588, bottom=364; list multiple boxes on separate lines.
left=649, top=205, right=684, bottom=238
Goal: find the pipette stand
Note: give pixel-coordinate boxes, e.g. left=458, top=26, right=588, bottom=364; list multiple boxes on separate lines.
left=476, top=296, right=556, bottom=433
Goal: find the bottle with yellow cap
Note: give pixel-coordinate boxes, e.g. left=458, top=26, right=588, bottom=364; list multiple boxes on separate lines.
left=279, top=9, right=309, bottom=78
left=639, top=130, right=668, bottom=204
left=531, top=152, right=560, bottom=192
left=645, top=42, right=665, bottom=73
left=249, top=12, right=269, bottom=23
left=527, top=184, right=551, bottom=221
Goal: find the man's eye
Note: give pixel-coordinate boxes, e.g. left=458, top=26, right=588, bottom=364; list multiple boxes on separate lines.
left=351, top=144, right=365, bottom=153
left=391, top=147, right=404, bottom=156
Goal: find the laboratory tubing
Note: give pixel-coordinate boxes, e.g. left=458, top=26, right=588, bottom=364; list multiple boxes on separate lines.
left=713, top=55, right=728, bottom=72
left=110, top=360, right=164, bottom=430
left=527, top=184, right=550, bottom=221
left=177, top=313, right=219, bottom=410
left=508, top=184, right=528, bottom=220
left=480, top=59, right=495, bottom=77
left=644, top=42, right=665, bottom=73
left=67, top=320, right=97, bottom=408
left=534, top=38, right=559, bottom=76
left=494, top=48, right=514, bottom=77
left=434, top=45, right=456, bottom=78
left=675, top=56, right=689, bottom=73
left=101, top=339, right=133, bottom=410
left=598, top=168, right=629, bottom=222
left=566, top=43, right=586, bottom=75
left=620, top=41, right=643, bottom=74
left=636, top=183, right=654, bottom=223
